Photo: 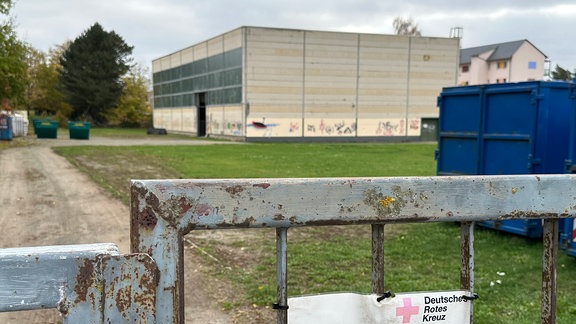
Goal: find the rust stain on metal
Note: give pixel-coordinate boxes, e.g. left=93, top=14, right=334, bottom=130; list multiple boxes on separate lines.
left=194, top=203, right=212, bottom=216
left=371, top=224, right=385, bottom=294
left=225, top=185, right=244, bottom=196
left=239, top=216, right=257, bottom=227
left=74, top=258, right=95, bottom=304
left=504, top=211, right=567, bottom=220
left=132, top=255, right=159, bottom=316
left=460, top=228, right=472, bottom=290
left=116, top=285, right=133, bottom=316
left=253, top=183, right=271, bottom=189
left=132, top=186, right=159, bottom=230
left=58, top=298, right=69, bottom=315
left=541, top=220, right=558, bottom=324
left=138, top=209, right=159, bottom=228
left=180, top=197, right=193, bottom=214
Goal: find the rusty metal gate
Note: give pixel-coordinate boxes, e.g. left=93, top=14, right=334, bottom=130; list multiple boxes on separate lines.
left=0, top=243, right=158, bottom=323
left=0, top=175, right=571, bottom=322
left=130, top=175, right=575, bottom=323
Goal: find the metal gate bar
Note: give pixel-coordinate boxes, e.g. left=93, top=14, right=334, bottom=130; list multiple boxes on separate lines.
left=542, top=219, right=558, bottom=324
left=460, top=221, right=475, bottom=321
left=0, top=243, right=158, bottom=323
left=371, top=224, right=385, bottom=295
left=130, top=175, right=576, bottom=323
left=275, top=227, right=289, bottom=324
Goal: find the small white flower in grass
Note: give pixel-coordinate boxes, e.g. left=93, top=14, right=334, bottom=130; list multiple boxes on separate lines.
left=496, top=271, right=506, bottom=276
left=496, top=280, right=502, bottom=285
left=490, top=281, right=495, bottom=287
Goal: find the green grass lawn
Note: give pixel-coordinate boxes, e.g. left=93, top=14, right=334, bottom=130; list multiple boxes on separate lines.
left=89, top=127, right=196, bottom=139
left=53, top=138, right=576, bottom=323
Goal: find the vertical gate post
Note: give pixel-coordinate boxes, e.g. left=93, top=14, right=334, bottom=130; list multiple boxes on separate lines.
left=460, top=221, right=475, bottom=323
left=541, top=219, right=558, bottom=324
left=276, top=228, right=289, bottom=324
left=371, top=224, right=385, bottom=294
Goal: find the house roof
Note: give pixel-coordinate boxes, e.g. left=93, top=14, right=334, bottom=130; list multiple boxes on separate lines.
left=460, top=39, right=547, bottom=65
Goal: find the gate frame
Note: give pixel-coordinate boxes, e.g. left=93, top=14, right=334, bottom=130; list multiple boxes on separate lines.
left=0, top=243, right=158, bottom=323
left=130, top=175, right=573, bottom=323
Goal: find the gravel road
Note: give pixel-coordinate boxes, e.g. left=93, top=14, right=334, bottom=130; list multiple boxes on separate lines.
left=0, top=135, right=237, bottom=323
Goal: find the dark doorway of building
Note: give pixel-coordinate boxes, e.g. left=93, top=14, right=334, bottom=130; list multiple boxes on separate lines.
left=196, top=93, right=206, bottom=137
left=420, top=118, right=438, bottom=142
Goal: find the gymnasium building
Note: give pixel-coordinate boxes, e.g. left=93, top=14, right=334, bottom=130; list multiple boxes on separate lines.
left=152, top=26, right=460, bottom=141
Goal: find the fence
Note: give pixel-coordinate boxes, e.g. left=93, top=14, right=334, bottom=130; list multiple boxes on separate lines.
left=0, top=175, right=572, bottom=322
left=130, top=174, right=576, bottom=323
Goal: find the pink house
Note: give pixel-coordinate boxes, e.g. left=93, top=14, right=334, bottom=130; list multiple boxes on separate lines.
left=458, top=40, right=547, bottom=85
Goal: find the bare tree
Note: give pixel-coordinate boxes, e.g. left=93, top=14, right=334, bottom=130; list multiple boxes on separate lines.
left=393, top=17, right=422, bottom=36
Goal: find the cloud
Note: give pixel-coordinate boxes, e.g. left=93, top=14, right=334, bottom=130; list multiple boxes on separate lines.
left=11, top=0, right=576, bottom=70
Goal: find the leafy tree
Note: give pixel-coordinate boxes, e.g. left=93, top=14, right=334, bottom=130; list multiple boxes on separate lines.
left=25, top=46, right=72, bottom=123
left=107, top=64, right=151, bottom=127
left=393, top=17, right=422, bottom=36
left=551, top=64, right=573, bottom=81
left=0, top=0, right=28, bottom=106
left=59, top=23, right=133, bottom=124
left=0, top=0, right=11, bottom=14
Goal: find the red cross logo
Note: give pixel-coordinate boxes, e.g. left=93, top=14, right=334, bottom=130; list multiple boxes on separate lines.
left=396, top=297, right=419, bottom=323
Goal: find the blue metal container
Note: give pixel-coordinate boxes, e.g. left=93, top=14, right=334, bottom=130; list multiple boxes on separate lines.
left=436, top=81, right=576, bottom=238
left=0, top=115, right=13, bottom=141
left=559, top=219, right=576, bottom=256
left=561, top=84, right=576, bottom=255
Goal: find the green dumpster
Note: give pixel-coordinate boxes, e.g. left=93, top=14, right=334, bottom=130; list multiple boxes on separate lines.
left=35, top=120, right=58, bottom=139
left=68, top=121, right=90, bottom=140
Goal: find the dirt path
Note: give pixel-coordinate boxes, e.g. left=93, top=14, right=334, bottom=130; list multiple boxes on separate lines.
left=0, top=136, right=236, bottom=323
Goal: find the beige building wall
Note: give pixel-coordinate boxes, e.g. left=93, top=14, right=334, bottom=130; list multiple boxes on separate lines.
left=244, top=27, right=459, bottom=138
left=207, top=105, right=243, bottom=136
left=153, top=26, right=460, bottom=139
left=510, top=42, right=546, bottom=82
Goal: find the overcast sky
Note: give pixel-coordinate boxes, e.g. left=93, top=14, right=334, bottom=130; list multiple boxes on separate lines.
left=11, top=0, right=576, bottom=73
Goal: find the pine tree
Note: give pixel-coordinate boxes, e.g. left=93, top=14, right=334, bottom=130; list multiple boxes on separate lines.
left=551, top=65, right=573, bottom=81
left=59, top=23, right=133, bottom=124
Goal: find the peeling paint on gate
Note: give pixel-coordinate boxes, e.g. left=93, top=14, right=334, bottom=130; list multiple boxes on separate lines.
left=0, top=243, right=157, bottom=322
left=363, top=185, right=431, bottom=218
left=128, top=175, right=576, bottom=323
left=74, top=258, right=96, bottom=305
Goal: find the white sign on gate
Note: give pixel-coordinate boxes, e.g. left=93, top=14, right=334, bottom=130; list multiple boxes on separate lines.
left=288, top=290, right=472, bottom=324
